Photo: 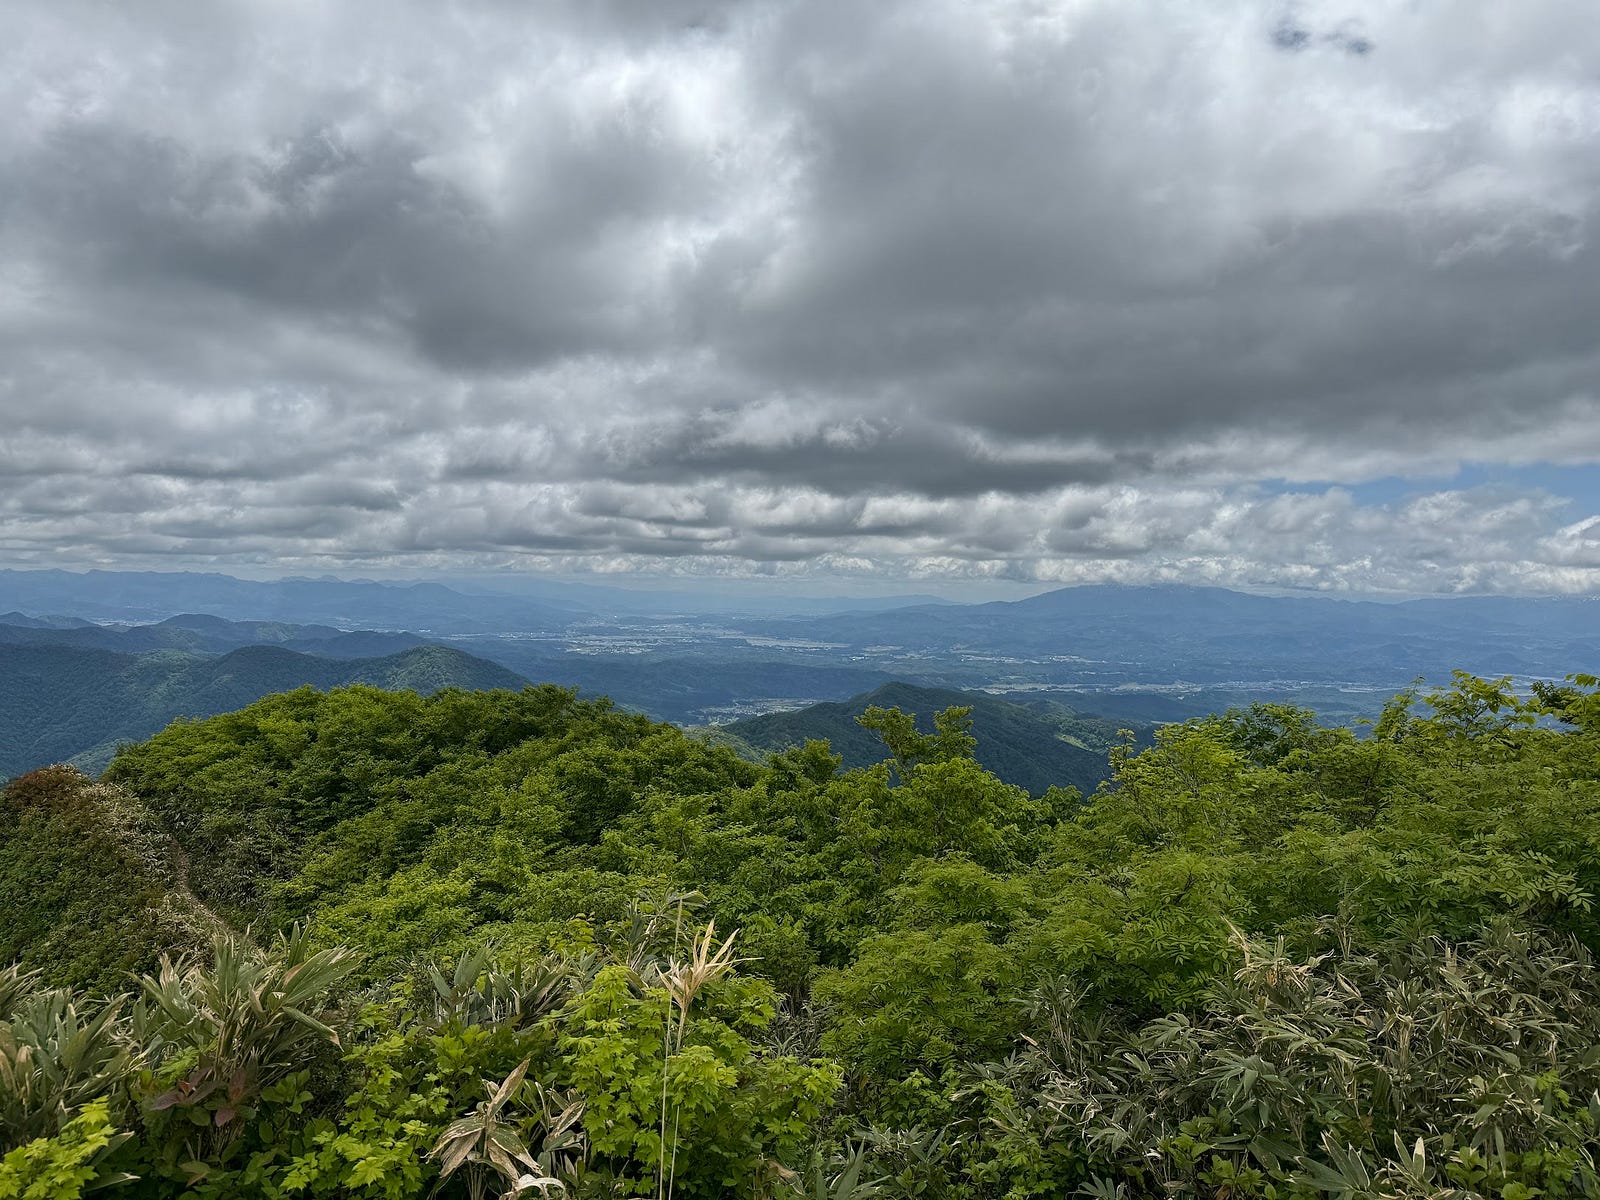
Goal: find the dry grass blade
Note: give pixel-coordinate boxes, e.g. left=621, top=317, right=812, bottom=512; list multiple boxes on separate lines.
left=655, top=921, right=746, bottom=1200
left=660, top=920, right=745, bottom=1049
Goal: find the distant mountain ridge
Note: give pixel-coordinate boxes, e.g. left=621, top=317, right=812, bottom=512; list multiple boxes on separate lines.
left=3, top=574, right=1595, bottom=756
left=0, top=611, right=96, bottom=629
left=0, top=569, right=577, bottom=632
left=0, top=641, right=530, bottom=779
left=722, top=681, right=1142, bottom=796
left=0, top=567, right=956, bottom=624
left=0, top=611, right=430, bottom=658
left=739, top=583, right=1599, bottom=684
left=0, top=611, right=918, bottom=747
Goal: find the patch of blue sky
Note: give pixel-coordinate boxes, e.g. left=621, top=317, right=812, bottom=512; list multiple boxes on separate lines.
left=1259, top=463, right=1600, bottom=513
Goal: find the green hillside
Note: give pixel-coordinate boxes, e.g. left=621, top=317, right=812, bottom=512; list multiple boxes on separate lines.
left=4, top=673, right=1600, bottom=1199
left=722, top=681, right=1138, bottom=795
left=0, top=765, right=222, bottom=992
left=0, top=642, right=529, bottom=778
left=0, top=611, right=431, bottom=658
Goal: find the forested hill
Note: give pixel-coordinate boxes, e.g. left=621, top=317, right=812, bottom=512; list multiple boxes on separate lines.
left=721, top=681, right=1138, bottom=795
left=0, top=642, right=528, bottom=777
left=0, top=568, right=579, bottom=631
left=4, top=673, right=1600, bottom=1198
left=0, top=611, right=430, bottom=657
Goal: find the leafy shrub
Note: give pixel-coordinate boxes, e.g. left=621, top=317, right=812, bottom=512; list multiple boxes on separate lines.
left=0, top=1099, right=131, bottom=1200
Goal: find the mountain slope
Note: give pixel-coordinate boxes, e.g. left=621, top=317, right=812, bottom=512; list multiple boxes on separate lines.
left=0, top=765, right=224, bottom=990
left=0, top=611, right=95, bottom=629
left=0, top=611, right=429, bottom=656
left=723, top=681, right=1137, bottom=795
left=0, top=643, right=531, bottom=779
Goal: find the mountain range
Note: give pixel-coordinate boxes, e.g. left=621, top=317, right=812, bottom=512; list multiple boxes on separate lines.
left=0, top=611, right=431, bottom=657
left=0, top=569, right=948, bottom=627
left=0, top=640, right=527, bottom=778
left=0, top=569, right=577, bottom=632
left=0, top=606, right=1141, bottom=795
left=736, top=584, right=1600, bottom=684
left=3, top=569, right=1596, bottom=784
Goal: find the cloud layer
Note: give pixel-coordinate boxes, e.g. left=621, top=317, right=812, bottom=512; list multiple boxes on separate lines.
left=4, top=0, right=1599, bottom=592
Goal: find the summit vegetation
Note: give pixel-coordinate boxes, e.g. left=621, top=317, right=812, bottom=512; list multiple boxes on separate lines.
left=3, top=672, right=1600, bottom=1199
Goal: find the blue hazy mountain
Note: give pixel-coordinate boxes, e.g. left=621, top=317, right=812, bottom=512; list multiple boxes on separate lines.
left=0, top=612, right=429, bottom=658
left=3, top=574, right=1595, bottom=758
left=0, top=570, right=580, bottom=632
left=0, top=568, right=951, bottom=625
left=0, top=611, right=97, bottom=629
left=0, top=642, right=529, bottom=779
left=737, top=584, right=1598, bottom=684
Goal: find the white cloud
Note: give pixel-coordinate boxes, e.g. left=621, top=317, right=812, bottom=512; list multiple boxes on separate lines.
left=1, top=0, right=1598, bottom=592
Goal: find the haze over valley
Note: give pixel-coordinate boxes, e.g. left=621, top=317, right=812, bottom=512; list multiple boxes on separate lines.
left=3, top=567, right=1592, bottom=782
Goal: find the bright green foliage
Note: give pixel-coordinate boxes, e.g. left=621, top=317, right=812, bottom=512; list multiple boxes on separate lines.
left=5, top=671, right=1600, bottom=1197
left=104, top=684, right=763, bottom=943
left=855, top=704, right=978, bottom=778
left=0, top=913, right=840, bottom=1199
left=559, top=959, right=839, bottom=1196
left=815, top=859, right=1032, bottom=1079
left=0, top=1099, right=130, bottom=1200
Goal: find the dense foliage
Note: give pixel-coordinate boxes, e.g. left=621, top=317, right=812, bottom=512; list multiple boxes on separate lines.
left=3, top=671, right=1599, bottom=1197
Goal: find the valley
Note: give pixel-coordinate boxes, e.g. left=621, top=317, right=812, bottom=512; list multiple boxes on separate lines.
left=3, top=570, right=1589, bottom=783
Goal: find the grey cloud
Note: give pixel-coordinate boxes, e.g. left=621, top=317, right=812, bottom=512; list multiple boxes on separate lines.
left=2, top=0, right=1599, bottom=591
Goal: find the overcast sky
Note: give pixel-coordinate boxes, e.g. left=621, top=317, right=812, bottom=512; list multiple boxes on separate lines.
left=4, top=1, right=1600, bottom=595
